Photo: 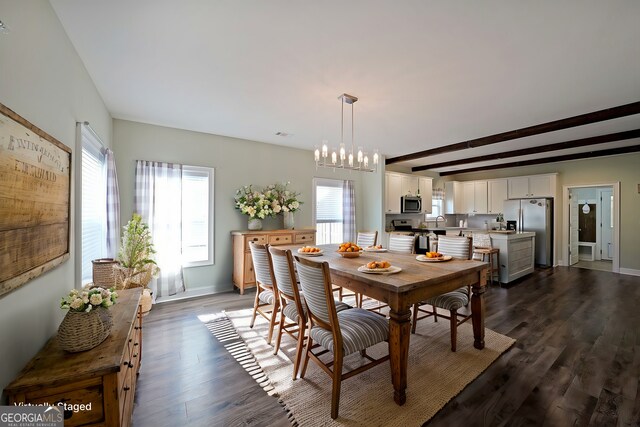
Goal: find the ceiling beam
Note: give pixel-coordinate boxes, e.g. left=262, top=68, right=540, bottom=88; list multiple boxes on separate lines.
left=438, top=144, right=640, bottom=176
left=412, top=129, right=640, bottom=171
left=386, top=101, right=640, bottom=165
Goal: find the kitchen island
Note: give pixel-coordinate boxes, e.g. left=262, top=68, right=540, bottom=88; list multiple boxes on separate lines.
left=489, top=232, right=536, bottom=285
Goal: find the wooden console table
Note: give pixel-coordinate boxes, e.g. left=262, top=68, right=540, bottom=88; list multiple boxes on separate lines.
left=231, top=229, right=316, bottom=294
left=4, top=288, right=143, bottom=427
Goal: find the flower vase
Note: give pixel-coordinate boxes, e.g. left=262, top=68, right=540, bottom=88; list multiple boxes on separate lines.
left=57, top=308, right=113, bottom=353
left=283, top=211, right=294, bottom=229
left=248, top=218, right=263, bottom=230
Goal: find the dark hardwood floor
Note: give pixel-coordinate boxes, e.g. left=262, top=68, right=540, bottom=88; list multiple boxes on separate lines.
left=132, top=267, right=640, bottom=426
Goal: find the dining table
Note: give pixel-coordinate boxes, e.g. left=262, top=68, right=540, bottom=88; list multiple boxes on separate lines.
left=286, top=243, right=489, bottom=406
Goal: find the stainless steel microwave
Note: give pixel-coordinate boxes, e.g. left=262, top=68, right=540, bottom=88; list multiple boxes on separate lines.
left=401, top=196, right=422, bottom=213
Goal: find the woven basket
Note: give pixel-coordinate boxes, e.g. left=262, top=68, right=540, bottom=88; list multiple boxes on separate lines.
left=92, top=259, right=119, bottom=289
left=57, top=308, right=113, bottom=353
left=113, top=265, right=153, bottom=290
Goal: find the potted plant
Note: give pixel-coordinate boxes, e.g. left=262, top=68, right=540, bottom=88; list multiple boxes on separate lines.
left=114, top=213, right=159, bottom=312
left=58, top=285, right=118, bottom=352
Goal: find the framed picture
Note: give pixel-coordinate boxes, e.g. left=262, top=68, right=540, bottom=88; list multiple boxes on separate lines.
left=0, top=102, right=71, bottom=297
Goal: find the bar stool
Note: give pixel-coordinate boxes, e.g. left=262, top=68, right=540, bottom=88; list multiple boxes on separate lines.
left=471, top=232, right=500, bottom=285
left=472, top=247, right=500, bottom=285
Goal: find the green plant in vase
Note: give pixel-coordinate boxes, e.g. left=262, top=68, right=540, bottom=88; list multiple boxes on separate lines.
left=115, top=213, right=159, bottom=290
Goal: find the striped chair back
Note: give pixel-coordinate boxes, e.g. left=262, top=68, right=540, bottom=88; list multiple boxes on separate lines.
left=294, top=258, right=333, bottom=325
left=388, top=234, right=416, bottom=254
left=269, top=247, right=297, bottom=299
left=437, top=236, right=471, bottom=259
left=472, top=232, right=492, bottom=249
left=249, top=241, right=274, bottom=287
left=356, top=231, right=378, bottom=248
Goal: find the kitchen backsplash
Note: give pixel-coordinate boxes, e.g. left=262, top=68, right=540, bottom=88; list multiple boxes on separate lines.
left=386, top=213, right=502, bottom=230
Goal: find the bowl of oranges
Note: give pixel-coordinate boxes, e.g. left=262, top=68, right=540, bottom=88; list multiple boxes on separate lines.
left=336, top=242, right=362, bottom=258
left=297, top=246, right=323, bottom=256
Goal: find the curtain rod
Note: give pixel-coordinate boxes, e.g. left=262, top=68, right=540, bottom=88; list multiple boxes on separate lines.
left=77, top=121, right=106, bottom=149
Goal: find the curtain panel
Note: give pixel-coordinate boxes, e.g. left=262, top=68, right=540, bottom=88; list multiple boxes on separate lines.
left=105, top=149, right=120, bottom=259
left=342, top=180, right=356, bottom=243
left=134, top=160, right=185, bottom=299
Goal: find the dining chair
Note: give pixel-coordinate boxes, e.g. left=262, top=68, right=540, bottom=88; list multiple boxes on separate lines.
left=356, top=230, right=378, bottom=248
left=294, top=256, right=390, bottom=419
left=411, top=235, right=473, bottom=352
left=249, top=242, right=279, bottom=345
left=388, top=233, right=416, bottom=254
left=335, top=230, right=379, bottom=308
left=269, top=247, right=351, bottom=380
left=471, top=232, right=499, bottom=285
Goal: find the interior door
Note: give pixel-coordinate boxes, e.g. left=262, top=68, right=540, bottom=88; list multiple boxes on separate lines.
left=569, top=192, right=579, bottom=265
left=600, top=189, right=614, bottom=260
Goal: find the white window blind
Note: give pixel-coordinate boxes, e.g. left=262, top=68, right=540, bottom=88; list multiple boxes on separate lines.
left=314, top=178, right=344, bottom=244
left=181, top=166, right=214, bottom=266
left=81, top=130, right=106, bottom=284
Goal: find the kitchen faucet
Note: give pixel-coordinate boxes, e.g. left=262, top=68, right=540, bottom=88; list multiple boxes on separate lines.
left=435, top=215, right=446, bottom=228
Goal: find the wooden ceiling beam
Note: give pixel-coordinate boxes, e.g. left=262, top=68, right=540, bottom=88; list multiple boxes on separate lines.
left=385, top=101, right=640, bottom=165
left=412, top=129, right=640, bottom=171
left=438, top=144, right=640, bottom=176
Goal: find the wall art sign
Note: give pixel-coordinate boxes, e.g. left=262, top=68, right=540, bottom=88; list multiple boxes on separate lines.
left=0, top=102, right=71, bottom=297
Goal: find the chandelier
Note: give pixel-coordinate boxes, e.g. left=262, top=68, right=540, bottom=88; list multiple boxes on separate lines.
left=314, top=93, right=379, bottom=172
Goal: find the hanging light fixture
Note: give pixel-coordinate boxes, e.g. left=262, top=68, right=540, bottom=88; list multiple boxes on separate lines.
left=314, top=93, right=379, bottom=172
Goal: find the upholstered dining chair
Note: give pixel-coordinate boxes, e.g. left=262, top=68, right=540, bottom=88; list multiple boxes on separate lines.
left=249, top=242, right=279, bottom=345
left=388, top=233, right=416, bottom=254
left=411, top=235, right=473, bottom=352
left=269, top=247, right=351, bottom=380
left=294, top=256, right=390, bottom=419
left=335, top=230, right=379, bottom=308
left=356, top=230, right=378, bottom=248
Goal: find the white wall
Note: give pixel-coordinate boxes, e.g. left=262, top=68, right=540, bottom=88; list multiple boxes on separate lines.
left=112, top=119, right=383, bottom=295
left=0, top=1, right=112, bottom=401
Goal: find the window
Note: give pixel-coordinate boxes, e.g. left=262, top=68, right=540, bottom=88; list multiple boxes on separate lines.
left=426, top=199, right=444, bottom=219
left=81, top=129, right=106, bottom=285
left=182, top=166, right=214, bottom=266
left=425, top=187, right=445, bottom=220
left=314, top=178, right=343, bottom=244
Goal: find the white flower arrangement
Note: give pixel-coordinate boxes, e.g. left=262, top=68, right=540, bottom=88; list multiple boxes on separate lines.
left=234, top=183, right=303, bottom=219
left=274, top=182, right=302, bottom=213
left=60, top=285, right=118, bottom=313
left=234, top=185, right=279, bottom=219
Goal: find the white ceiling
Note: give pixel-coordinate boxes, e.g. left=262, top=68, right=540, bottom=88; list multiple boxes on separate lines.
left=49, top=0, right=640, bottom=173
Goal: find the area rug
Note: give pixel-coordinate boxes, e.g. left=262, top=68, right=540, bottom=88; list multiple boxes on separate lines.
left=210, top=308, right=515, bottom=426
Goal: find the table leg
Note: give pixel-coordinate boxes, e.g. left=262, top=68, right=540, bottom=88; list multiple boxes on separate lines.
left=388, top=307, right=411, bottom=405
left=471, top=269, right=487, bottom=350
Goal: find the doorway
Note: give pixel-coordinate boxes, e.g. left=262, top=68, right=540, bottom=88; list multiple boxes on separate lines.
left=563, top=183, right=619, bottom=273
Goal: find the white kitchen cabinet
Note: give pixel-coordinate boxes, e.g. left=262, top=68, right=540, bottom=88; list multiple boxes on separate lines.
left=400, top=175, right=419, bottom=197
left=490, top=232, right=535, bottom=283
left=445, top=181, right=464, bottom=214
left=508, top=174, right=556, bottom=198
left=488, top=179, right=508, bottom=214
left=418, top=177, right=433, bottom=213
left=460, top=181, right=487, bottom=214
left=385, top=173, right=402, bottom=214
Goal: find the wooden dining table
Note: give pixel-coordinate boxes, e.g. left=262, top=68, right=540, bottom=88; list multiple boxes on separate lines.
left=286, top=244, right=488, bottom=406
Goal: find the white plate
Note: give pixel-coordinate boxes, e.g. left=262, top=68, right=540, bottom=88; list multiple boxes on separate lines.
left=357, top=265, right=402, bottom=274
left=297, top=248, right=323, bottom=257
left=363, top=247, right=388, bottom=252
left=415, top=255, right=453, bottom=262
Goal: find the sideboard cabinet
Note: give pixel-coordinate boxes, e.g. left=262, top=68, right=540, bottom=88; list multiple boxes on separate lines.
left=232, top=229, right=316, bottom=294
left=4, top=288, right=143, bottom=427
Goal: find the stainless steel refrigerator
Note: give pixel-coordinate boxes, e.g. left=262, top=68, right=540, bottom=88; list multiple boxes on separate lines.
left=503, top=198, right=553, bottom=267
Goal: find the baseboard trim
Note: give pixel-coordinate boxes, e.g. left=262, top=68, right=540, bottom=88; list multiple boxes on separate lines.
left=620, top=268, right=640, bottom=277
